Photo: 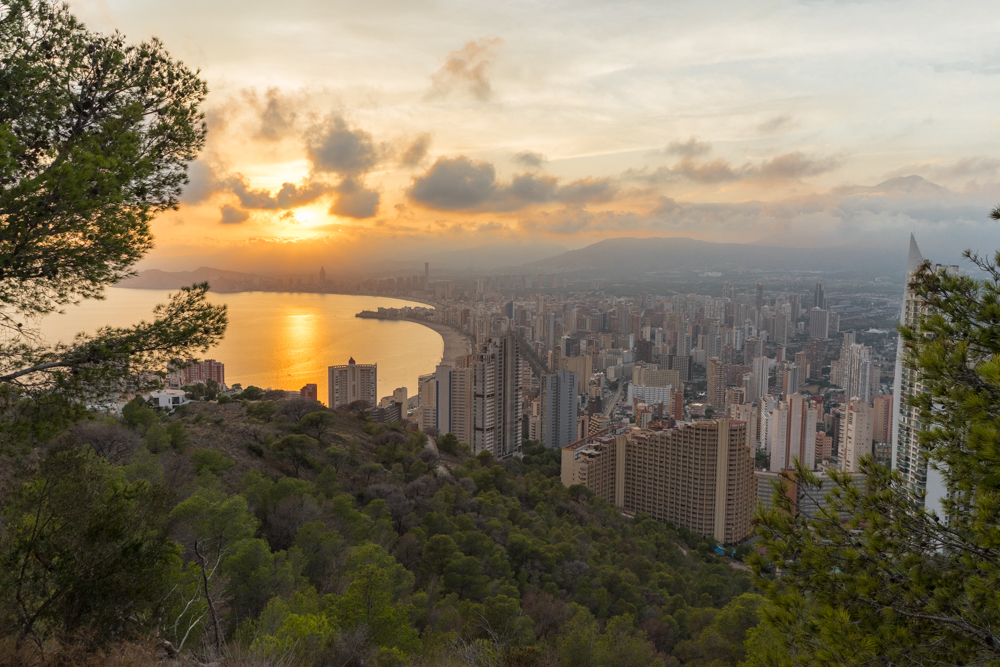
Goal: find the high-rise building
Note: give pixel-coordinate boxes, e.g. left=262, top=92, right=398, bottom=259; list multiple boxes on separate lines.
left=744, top=337, right=765, bottom=363
left=842, top=400, right=873, bottom=473
left=707, top=356, right=727, bottom=409
left=747, top=355, right=769, bottom=403
left=814, top=280, right=825, bottom=310
left=632, top=366, right=681, bottom=389
left=428, top=363, right=473, bottom=445
left=892, top=235, right=957, bottom=511
left=300, top=383, right=318, bottom=402
left=872, top=394, right=893, bottom=444
left=756, top=283, right=765, bottom=312
left=780, top=364, right=800, bottom=397
left=794, top=351, right=810, bottom=381
left=561, top=420, right=754, bottom=543
left=768, top=393, right=817, bottom=471
left=471, top=332, right=522, bottom=458
left=843, top=342, right=873, bottom=404
left=543, top=370, right=578, bottom=450
left=329, top=358, right=377, bottom=409
left=806, top=337, right=824, bottom=379
left=808, top=308, right=829, bottom=339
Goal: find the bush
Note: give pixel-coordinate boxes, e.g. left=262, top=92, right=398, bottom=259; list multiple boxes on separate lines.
left=191, top=449, right=235, bottom=476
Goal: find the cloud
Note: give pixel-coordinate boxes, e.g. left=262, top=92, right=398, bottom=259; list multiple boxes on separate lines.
left=258, top=88, right=298, bottom=141
left=399, top=133, right=432, bottom=167
left=663, top=137, right=711, bottom=158
left=883, top=157, right=1000, bottom=184
left=307, top=116, right=382, bottom=175
left=512, top=151, right=547, bottom=168
left=181, top=160, right=219, bottom=204
left=329, top=177, right=380, bottom=218
left=220, top=204, right=249, bottom=224
left=630, top=151, right=843, bottom=185
left=408, top=157, right=619, bottom=211
left=223, top=174, right=333, bottom=210
left=409, top=157, right=497, bottom=209
left=757, top=114, right=796, bottom=135
left=428, top=37, right=503, bottom=102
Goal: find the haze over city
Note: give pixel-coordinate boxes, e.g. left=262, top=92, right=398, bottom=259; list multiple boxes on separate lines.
left=67, top=0, right=1000, bottom=274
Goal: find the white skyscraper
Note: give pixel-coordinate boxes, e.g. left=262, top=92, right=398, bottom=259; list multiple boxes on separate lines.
left=747, top=355, right=769, bottom=403
left=892, top=234, right=957, bottom=513
left=329, top=358, right=377, bottom=409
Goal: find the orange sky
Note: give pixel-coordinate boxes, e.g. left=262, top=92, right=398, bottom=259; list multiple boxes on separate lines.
left=67, top=0, right=1000, bottom=273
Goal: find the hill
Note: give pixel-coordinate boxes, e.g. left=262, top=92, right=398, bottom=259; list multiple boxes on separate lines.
left=520, top=236, right=904, bottom=278
left=117, top=267, right=262, bottom=291
left=0, top=394, right=761, bottom=666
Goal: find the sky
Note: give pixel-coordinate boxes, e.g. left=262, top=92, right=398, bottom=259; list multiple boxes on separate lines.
left=68, top=0, right=1000, bottom=274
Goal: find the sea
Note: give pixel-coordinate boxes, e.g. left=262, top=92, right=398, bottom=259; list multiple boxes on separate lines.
left=37, top=288, right=444, bottom=405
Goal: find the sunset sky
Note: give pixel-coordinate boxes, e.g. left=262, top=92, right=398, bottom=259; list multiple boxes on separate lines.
left=68, top=0, right=1000, bottom=273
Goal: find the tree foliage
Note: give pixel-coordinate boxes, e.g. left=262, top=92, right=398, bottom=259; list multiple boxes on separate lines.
left=750, top=212, right=1000, bottom=665
left=0, top=0, right=226, bottom=442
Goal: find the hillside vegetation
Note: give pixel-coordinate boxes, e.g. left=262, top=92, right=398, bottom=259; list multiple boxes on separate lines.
left=0, top=396, right=760, bottom=666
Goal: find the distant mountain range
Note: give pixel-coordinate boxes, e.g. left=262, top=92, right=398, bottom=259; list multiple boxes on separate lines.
left=118, top=267, right=262, bottom=290
left=518, top=237, right=905, bottom=278
left=120, top=236, right=908, bottom=291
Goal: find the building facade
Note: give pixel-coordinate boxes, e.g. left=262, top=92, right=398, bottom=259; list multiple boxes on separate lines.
left=561, top=420, right=755, bottom=544
left=543, top=370, right=578, bottom=450
left=328, top=358, right=377, bottom=409
left=892, top=235, right=957, bottom=512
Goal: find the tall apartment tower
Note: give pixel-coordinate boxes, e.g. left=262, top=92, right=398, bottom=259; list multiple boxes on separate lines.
left=841, top=400, right=873, bottom=472
left=471, top=332, right=522, bottom=458
left=543, top=370, right=578, bottom=450
left=747, top=355, right=770, bottom=403
left=844, top=343, right=873, bottom=404
left=431, top=363, right=473, bottom=445
left=808, top=308, right=829, bottom=339
left=768, top=393, right=817, bottom=472
left=872, top=394, right=893, bottom=444
left=814, top=280, right=825, bottom=310
left=329, top=358, right=377, bottom=409
left=561, top=420, right=754, bottom=544
left=706, top=356, right=727, bottom=409
left=892, top=235, right=957, bottom=512
left=756, top=283, right=765, bottom=311
left=424, top=262, right=430, bottom=288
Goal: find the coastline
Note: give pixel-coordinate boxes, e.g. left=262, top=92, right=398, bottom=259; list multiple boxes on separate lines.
left=412, top=320, right=472, bottom=368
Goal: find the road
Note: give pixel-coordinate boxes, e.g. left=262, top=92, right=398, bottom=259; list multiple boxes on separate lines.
left=604, top=382, right=625, bottom=417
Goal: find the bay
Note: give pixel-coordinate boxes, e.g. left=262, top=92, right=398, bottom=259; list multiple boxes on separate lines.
left=37, top=288, right=443, bottom=406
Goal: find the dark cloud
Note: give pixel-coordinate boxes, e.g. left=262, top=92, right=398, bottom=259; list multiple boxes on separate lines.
left=428, top=37, right=503, bottom=102
left=512, top=151, right=547, bottom=168
left=409, top=157, right=619, bottom=212
left=220, top=204, right=249, bottom=224
left=307, top=116, right=382, bottom=175
left=756, top=114, right=796, bottom=135
left=400, top=133, right=432, bottom=167
left=329, top=177, right=380, bottom=219
left=409, top=157, right=497, bottom=209
left=223, top=174, right=332, bottom=210
left=664, top=137, right=711, bottom=158
left=258, top=88, right=298, bottom=141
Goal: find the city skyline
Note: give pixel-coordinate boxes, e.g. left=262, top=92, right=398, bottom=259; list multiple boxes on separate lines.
left=65, top=0, right=1000, bottom=274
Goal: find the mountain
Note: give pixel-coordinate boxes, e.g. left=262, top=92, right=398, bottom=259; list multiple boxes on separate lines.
left=117, top=267, right=260, bottom=290
left=520, top=236, right=904, bottom=278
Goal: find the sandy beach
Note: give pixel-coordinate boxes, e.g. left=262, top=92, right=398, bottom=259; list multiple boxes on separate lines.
left=416, top=321, right=473, bottom=367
